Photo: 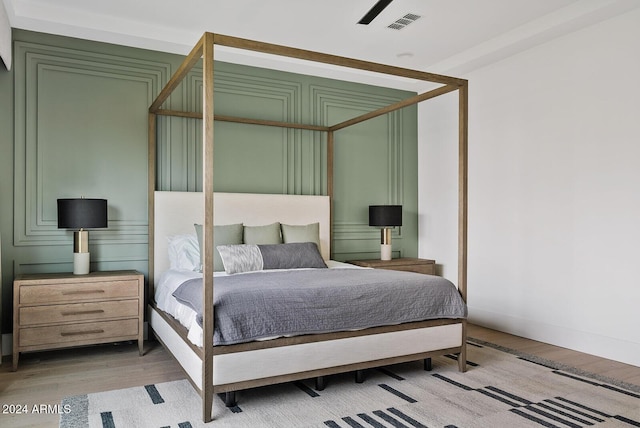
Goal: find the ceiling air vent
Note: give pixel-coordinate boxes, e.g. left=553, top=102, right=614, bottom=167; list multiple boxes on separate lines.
left=387, top=13, right=421, bottom=30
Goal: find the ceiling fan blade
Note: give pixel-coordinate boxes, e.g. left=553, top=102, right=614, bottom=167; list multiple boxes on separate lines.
left=358, top=0, right=394, bottom=25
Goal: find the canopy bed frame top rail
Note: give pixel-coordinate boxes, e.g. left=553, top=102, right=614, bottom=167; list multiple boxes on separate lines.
left=148, top=32, right=468, bottom=423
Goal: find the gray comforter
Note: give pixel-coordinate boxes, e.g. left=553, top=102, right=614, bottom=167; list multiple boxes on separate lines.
left=172, top=268, right=467, bottom=346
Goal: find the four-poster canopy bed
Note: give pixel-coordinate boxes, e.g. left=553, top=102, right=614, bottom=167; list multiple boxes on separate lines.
left=147, top=32, right=468, bottom=423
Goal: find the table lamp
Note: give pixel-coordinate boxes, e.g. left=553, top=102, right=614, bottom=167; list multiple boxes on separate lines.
left=57, top=198, right=108, bottom=275
left=369, top=205, right=402, bottom=261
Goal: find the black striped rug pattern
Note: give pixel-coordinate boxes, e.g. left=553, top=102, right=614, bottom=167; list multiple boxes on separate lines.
left=60, top=339, right=640, bottom=428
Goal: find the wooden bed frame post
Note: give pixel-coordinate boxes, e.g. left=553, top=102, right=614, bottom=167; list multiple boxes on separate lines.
left=457, top=82, right=469, bottom=373
left=148, top=112, right=157, bottom=292
left=457, top=83, right=468, bottom=303
left=327, top=130, right=334, bottom=260
left=202, top=32, right=215, bottom=423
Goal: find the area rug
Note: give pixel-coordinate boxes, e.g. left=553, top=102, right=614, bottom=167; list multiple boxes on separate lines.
left=60, top=339, right=640, bottom=427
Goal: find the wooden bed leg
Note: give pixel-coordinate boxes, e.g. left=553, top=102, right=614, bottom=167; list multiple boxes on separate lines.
left=315, top=376, right=326, bottom=391
left=355, top=370, right=365, bottom=383
left=458, top=321, right=467, bottom=372
left=224, top=391, right=237, bottom=407
left=423, top=357, right=432, bottom=371
left=458, top=349, right=467, bottom=372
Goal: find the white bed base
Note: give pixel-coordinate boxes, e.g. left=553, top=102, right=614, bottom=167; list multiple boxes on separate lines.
left=150, top=306, right=462, bottom=389
left=149, top=191, right=465, bottom=398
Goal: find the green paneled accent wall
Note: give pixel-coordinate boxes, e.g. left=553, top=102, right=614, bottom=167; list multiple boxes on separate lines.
left=0, top=29, right=418, bottom=335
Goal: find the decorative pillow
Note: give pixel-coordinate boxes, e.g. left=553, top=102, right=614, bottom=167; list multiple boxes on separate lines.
left=243, top=222, right=282, bottom=245
left=217, top=242, right=327, bottom=274
left=260, top=242, right=327, bottom=270
left=216, top=244, right=264, bottom=274
left=281, top=222, right=321, bottom=251
left=194, top=223, right=244, bottom=272
left=167, top=234, right=201, bottom=271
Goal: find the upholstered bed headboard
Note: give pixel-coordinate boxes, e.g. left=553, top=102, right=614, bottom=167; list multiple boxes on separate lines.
left=153, top=191, right=331, bottom=284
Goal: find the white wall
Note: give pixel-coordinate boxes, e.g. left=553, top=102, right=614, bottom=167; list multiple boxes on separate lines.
left=419, top=8, right=640, bottom=366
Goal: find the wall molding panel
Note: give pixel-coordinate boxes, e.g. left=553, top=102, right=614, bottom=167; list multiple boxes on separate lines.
left=13, top=41, right=171, bottom=254
left=154, top=66, right=416, bottom=217
left=311, top=85, right=406, bottom=247
left=158, top=66, right=321, bottom=195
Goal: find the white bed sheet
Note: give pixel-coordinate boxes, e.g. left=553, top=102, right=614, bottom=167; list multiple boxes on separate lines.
left=154, top=261, right=364, bottom=347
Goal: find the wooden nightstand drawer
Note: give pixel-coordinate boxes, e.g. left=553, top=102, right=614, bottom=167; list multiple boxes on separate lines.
left=19, top=279, right=139, bottom=304
left=19, top=299, right=139, bottom=326
left=19, top=319, right=139, bottom=347
left=13, top=270, right=145, bottom=370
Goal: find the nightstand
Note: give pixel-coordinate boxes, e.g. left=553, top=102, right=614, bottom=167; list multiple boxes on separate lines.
left=12, top=270, right=144, bottom=371
left=346, top=257, right=436, bottom=275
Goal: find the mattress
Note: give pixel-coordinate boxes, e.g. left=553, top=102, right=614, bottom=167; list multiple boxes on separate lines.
left=155, top=261, right=467, bottom=347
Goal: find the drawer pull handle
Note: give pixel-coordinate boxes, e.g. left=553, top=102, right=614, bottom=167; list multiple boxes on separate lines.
left=61, top=310, right=105, bottom=316
left=60, top=329, right=105, bottom=337
left=62, top=289, right=106, bottom=295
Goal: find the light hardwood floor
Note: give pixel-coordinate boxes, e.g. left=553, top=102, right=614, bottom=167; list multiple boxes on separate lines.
left=1, top=325, right=639, bottom=427
left=0, top=341, right=184, bottom=428
left=467, top=324, right=640, bottom=386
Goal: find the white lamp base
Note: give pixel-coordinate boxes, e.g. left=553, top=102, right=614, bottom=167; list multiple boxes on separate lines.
left=73, top=252, right=90, bottom=275
left=380, top=244, right=392, bottom=261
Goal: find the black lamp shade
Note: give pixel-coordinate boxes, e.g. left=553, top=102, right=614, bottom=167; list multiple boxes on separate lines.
left=57, top=199, right=108, bottom=229
left=369, top=205, right=402, bottom=227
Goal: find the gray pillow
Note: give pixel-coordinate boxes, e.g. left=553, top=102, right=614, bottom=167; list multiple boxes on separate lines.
left=217, top=242, right=327, bottom=274
left=281, top=222, right=321, bottom=251
left=194, top=223, right=243, bottom=272
left=260, top=242, right=327, bottom=270
left=243, top=222, right=282, bottom=245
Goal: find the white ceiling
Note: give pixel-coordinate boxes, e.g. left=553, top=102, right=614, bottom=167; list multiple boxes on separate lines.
left=3, top=0, right=639, bottom=89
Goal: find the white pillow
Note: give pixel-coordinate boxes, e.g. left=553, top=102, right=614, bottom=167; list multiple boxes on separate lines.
left=167, top=234, right=200, bottom=271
